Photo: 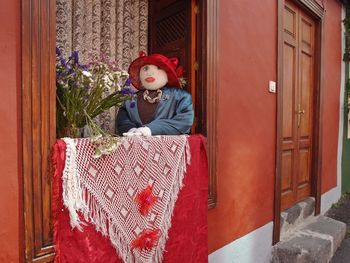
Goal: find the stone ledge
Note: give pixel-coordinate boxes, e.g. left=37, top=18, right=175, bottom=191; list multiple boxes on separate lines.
left=281, top=197, right=315, bottom=239
left=272, top=216, right=346, bottom=263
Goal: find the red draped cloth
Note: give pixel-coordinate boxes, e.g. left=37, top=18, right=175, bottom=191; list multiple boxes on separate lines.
left=52, top=135, right=208, bottom=263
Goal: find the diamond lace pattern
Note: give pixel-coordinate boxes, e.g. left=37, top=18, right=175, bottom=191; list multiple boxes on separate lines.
left=63, top=135, right=190, bottom=263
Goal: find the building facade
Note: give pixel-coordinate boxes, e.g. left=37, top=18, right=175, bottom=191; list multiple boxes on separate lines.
left=0, top=0, right=347, bottom=262
left=209, top=0, right=345, bottom=262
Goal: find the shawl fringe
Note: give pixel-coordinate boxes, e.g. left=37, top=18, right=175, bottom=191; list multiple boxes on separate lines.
left=62, top=136, right=191, bottom=263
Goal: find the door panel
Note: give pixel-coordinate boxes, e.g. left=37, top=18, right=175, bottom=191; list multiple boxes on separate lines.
left=282, top=43, right=296, bottom=139
left=281, top=0, right=315, bottom=210
left=298, top=148, right=310, bottom=184
left=300, top=53, right=312, bottom=136
left=284, top=6, right=296, bottom=35
left=281, top=151, right=293, bottom=194
left=281, top=2, right=298, bottom=208
left=22, top=0, right=56, bottom=261
left=296, top=9, right=314, bottom=204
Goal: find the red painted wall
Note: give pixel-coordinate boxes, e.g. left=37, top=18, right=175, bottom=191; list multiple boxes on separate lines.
left=208, top=0, right=277, bottom=253
left=208, top=0, right=342, bottom=254
left=321, top=0, right=342, bottom=194
left=0, top=0, right=21, bottom=262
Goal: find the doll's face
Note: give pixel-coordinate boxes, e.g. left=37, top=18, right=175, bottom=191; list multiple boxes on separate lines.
left=140, top=64, right=168, bottom=90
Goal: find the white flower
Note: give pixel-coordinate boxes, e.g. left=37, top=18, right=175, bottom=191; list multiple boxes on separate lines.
left=114, top=71, right=121, bottom=78
left=91, top=134, right=102, bottom=143
left=82, top=71, right=92, bottom=78
left=121, top=70, right=129, bottom=77
left=103, top=75, right=113, bottom=84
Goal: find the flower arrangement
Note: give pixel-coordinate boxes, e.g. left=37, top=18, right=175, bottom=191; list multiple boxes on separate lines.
left=56, top=48, right=135, bottom=156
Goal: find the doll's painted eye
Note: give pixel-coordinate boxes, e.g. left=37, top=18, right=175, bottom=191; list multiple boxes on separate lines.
left=143, top=65, right=149, bottom=71
left=157, top=66, right=160, bottom=70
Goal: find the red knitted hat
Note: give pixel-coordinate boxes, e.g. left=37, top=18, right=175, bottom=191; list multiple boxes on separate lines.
left=128, top=52, right=184, bottom=90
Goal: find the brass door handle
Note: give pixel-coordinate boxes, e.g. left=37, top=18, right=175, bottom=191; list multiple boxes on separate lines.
left=297, top=108, right=305, bottom=127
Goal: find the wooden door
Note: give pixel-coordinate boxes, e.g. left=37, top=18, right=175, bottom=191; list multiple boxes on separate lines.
left=281, top=0, right=316, bottom=210
left=148, top=0, right=203, bottom=133
left=149, top=0, right=194, bottom=92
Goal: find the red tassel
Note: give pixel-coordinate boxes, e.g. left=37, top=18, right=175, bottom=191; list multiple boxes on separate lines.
left=131, top=229, right=160, bottom=250
left=134, top=185, right=157, bottom=216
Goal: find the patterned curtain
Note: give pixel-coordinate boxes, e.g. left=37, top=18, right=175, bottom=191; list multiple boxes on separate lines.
left=56, top=0, right=148, bottom=133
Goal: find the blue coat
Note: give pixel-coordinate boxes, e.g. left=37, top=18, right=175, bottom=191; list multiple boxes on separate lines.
left=116, top=87, right=194, bottom=135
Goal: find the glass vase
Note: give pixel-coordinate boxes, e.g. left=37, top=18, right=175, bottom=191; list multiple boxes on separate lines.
left=58, top=127, right=83, bottom=138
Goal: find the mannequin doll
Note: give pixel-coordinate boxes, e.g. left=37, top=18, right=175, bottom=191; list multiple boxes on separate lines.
left=116, top=52, right=194, bottom=136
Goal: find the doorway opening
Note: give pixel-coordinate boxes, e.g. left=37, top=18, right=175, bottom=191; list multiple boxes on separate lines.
left=148, top=0, right=206, bottom=134
left=274, top=0, right=324, bottom=243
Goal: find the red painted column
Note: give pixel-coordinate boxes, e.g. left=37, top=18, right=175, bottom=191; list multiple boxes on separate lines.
left=0, top=0, right=21, bottom=261
left=321, top=0, right=342, bottom=194
left=208, top=0, right=277, bottom=253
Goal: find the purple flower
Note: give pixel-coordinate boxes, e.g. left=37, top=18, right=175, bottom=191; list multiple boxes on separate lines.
left=68, top=67, right=74, bottom=75
left=80, top=64, right=89, bottom=71
left=119, top=87, right=135, bottom=95
left=56, top=47, right=62, bottom=58
left=60, top=58, right=68, bottom=68
left=125, top=78, right=131, bottom=86
left=69, top=51, right=79, bottom=65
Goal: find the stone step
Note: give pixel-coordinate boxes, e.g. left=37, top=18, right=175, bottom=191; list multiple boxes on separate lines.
left=272, top=215, right=347, bottom=263
left=280, top=197, right=315, bottom=239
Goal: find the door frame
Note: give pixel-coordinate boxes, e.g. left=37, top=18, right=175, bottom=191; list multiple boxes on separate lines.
left=274, top=0, right=325, bottom=244
left=147, top=0, right=219, bottom=209
left=21, top=0, right=57, bottom=261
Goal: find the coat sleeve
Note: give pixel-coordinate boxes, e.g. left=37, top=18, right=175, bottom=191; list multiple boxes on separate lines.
left=146, top=92, right=194, bottom=135
left=116, top=104, right=138, bottom=135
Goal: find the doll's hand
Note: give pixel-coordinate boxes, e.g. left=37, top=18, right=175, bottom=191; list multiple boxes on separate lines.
left=123, top=128, right=142, bottom=137
left=122, top=127, right=152, bottom=137
left=136, top=127, right=152, bottom=137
